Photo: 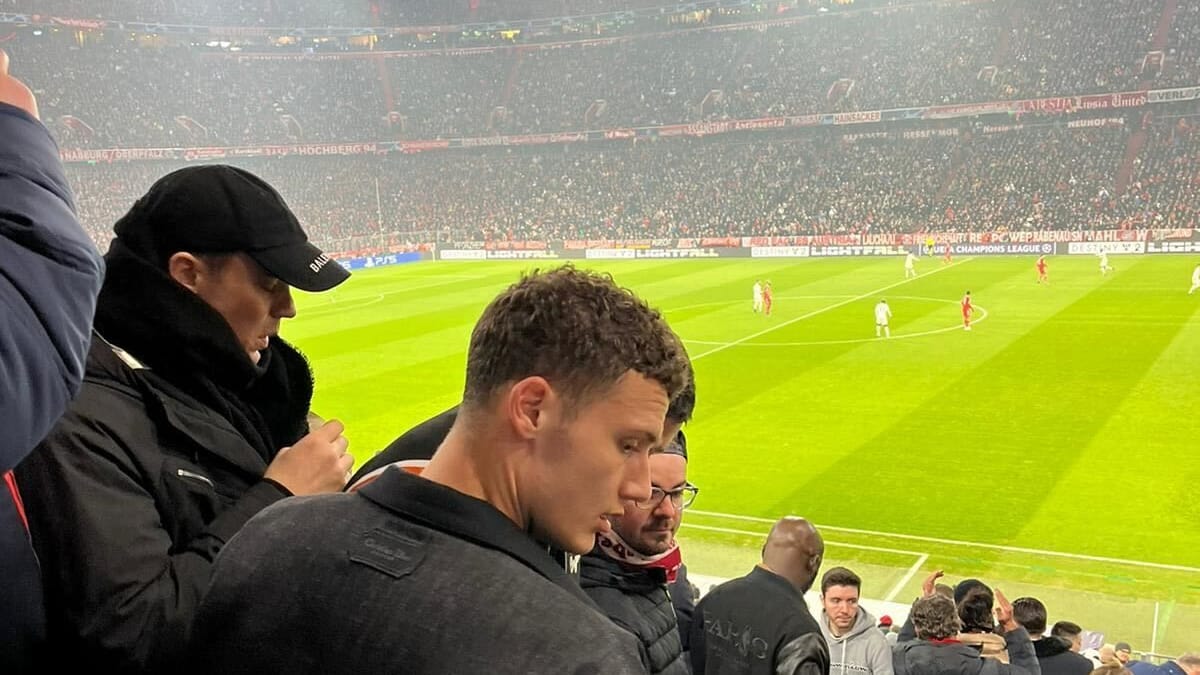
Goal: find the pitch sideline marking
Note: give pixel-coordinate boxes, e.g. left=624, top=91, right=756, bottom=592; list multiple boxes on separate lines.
left=681, top=523, right=926, bottom=557
left=885, top=554, right=930, bottom=603
left=688, top=510, right=1200, bottom=573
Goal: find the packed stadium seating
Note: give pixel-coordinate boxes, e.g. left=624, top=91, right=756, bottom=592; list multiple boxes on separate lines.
left=66, top=115, right=1200, bottom=253
left=2, top=0, right=711, bottom=26
left=7, top=0, right=1196, bottom=249
left=4, top=0, right=1191, bottom=147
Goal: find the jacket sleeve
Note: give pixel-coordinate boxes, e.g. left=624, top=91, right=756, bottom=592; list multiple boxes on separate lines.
left=670, top=564, right=697, bottom=651
left=897, top=610, right=917, bottom=643
left=580, top=641, right=653, bottom=675
left=869, top=629, right=896, bottom=675
left=17, top=384, right=288, bottom=672
left=689, top=599, right=708, bottom=673
left=1002, top=628, right=1041, bottom=675
left=776, top=632, right=830, bottom=675
left=0, top=102, right=103, bottom=470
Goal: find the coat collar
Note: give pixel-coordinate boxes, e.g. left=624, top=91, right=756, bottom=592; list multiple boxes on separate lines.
left=86, top=334, right=269, bottom=476
left=358, top=468, right=593, bottom=606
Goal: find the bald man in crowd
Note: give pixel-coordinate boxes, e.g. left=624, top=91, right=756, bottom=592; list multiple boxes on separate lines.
left=690, top=517, right=830, bottom=675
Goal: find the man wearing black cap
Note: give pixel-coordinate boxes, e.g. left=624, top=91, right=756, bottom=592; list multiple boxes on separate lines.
left=16, top=164, right=352, bottom=674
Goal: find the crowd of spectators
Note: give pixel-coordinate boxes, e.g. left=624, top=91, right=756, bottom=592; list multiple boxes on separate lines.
left=1121, top=108, right=1200, bottom=229
left=6, top=40, right=391, bottom=147
left=384, top=53, right=513, bottom=138
left=997, top=0, right=1160, bottom=98
left=719, top=3, right=1004, bottom=119
left=386, top=0, right=713, bottom=25
left=938, top=123, right=1132, bottom=232
left=65, top=116, right=1200, bottom=253
left=4, top=0, right=1195, bottom=148
left=1158, top=0, right=1200, bottom=88
left=1, top=0, right=377, bottom=26
left=15, top=0, right=1192, bottom=247
left=1, top=0, right=716, bottom=26
left=504, top=32, right=740, bottom=133
left=61, top=135, right=952, bottom=249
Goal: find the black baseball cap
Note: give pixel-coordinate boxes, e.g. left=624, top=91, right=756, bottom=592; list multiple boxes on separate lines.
left=113, top=165, right=350, bottom=292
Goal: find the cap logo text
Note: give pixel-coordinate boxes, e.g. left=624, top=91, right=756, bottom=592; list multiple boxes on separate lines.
left=309, top=253, right=331, bottom=274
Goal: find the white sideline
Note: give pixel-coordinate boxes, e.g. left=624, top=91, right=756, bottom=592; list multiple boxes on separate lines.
left=681, top=522, right=926, bottom=611
left=689, top=258, right=972, bottom=360
left=885, top=554, right=929, bottom=603
left=682, top=523, right=925, bottom=557
left=688, top=510, right=1200, bottom=573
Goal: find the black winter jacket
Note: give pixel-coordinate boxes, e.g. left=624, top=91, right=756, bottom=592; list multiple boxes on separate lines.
left=892, top=629, right=1041, bottom=675
left=1031, top=637, right=1092, bottom=675
left=17, top=246, right=315, bottom=674
left=581, top=548, right=691, bottom=675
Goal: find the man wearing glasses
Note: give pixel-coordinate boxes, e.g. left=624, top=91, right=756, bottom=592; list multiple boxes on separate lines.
left=581, top=426, right=698, bottom=675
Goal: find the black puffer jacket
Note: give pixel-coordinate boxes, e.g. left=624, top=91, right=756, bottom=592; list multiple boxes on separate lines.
left=580, top=548, right=691, bottom=675
left=1031, top=637, right=1092, bottom=675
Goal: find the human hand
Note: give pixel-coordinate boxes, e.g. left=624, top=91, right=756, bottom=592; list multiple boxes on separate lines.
left=265, top=419, right=353, bottom=495
left=922, top=569, right=945, bottom=598
left=0, top=49, right=39, bottom=119
left=994, top=588, right=1018, bottom=632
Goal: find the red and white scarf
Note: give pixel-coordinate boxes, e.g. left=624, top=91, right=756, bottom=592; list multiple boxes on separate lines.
left=596, top=529, right=683, bottom=583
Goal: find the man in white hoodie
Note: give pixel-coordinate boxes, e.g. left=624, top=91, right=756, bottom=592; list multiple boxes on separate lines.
left=819, top=567, right=894, bottom=675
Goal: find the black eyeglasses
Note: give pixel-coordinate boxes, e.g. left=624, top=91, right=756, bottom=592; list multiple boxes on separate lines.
left=635, top=483, right=699, bottom=511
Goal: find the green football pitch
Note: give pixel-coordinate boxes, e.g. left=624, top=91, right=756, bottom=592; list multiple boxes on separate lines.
left=286, top=254, right=1200, bottom=656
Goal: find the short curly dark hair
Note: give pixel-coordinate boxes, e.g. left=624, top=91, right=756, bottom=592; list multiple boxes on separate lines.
left=912, top=595, right=962, bottom=641
left=463, top=265, right=689, bottom=413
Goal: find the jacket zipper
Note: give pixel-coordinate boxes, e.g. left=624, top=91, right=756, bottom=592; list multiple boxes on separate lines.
left=176, top=468, right=214, bottom=488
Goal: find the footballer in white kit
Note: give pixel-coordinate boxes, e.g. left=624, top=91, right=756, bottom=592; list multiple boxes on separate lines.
left=1190, top=264, right=1200, bottom=295
left=752, top=280, right=764, bottom=312
left=875, top=299, right=892, bottom=338
left=905, top=252, right=918, bottom=278
left=1099, top=251, right=1113, bottom=275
